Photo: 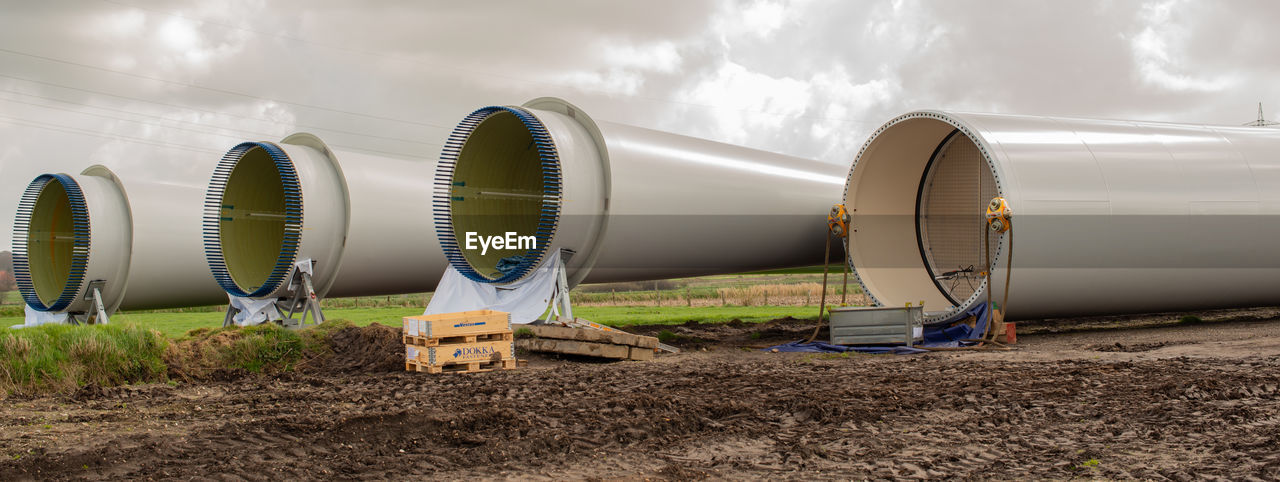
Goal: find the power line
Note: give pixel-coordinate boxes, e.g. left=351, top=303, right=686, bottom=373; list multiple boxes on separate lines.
left=0, top=84, right=441, bottom=147
left=0, top=97, right=436, bottom=160
left=0, top=94, right=286, bottom=141
left=0, top=46, right=446, bottom=129
left=0, top=74, right=439, bottom=145
left=0, top=113, right=221, bottom=154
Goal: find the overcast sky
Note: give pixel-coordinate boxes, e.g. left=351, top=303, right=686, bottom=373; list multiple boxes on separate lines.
left=1, top=0, right=1278, bottom=251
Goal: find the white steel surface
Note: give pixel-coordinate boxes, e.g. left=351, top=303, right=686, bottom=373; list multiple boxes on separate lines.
left=15, top=166, right=226, bottom=315
left=205, top=133, right=446, bottom=300
left=441, top=97, right=847, bottom=286
left=845, top=110, right=1280, bottom=323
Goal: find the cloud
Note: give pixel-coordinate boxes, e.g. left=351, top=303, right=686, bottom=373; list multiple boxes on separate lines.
left=1128, top=0, right=1238, bottom=94
left=676, top=60, right=812, bottom=140
left=544, top=40, right=684, bottom=96
left=2, top=0, right=1280, bottom=252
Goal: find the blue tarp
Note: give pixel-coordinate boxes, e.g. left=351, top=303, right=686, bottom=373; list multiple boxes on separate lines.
left=768, top=340, right=929, bottom=355
left=766, top=303, right=992, bottom=355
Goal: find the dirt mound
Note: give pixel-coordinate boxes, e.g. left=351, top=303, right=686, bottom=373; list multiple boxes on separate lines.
left=300, top=323, right=404, bottom=373
left=625, top=317, right=822, bottom=349
left=165, top=322, right=405, bottom=381
left=164, top=329, right=254, bottom=381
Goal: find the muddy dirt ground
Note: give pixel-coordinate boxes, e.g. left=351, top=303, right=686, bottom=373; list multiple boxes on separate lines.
left=4, top=308, right=1280, bottom=480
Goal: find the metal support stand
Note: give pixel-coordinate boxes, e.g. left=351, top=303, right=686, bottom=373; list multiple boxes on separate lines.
left=69, top=280, right=110, bottom=325
left=220, top=303, right=234, bottom=328
left=279, top=267, right=326, bottom=329
left=222, top=266, right=325, bottom=329
left=555, top=255, right=574, bottom=322
left=543, top=251, right=576, bottom=324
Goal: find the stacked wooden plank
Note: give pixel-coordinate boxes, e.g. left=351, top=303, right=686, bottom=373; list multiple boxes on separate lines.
left=402, top=310, right=518, bottom=374
left=517, top=325, right=659, bottom=361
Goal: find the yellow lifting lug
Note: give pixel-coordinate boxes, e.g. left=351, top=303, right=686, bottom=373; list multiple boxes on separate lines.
left=827, top=204, right=851, bottom=238
left=985, top=197, right=1012, bottom=233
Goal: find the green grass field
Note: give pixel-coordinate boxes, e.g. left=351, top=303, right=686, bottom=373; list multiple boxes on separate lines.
left=0, top=274, right=825, bottom=394
left=737, top=265, right=827, bottom=275
left=0, top=271, right=836, bottom=338
left=0, top=307, right=422, bottom=338
left=1, top=304, right=820, bottom=339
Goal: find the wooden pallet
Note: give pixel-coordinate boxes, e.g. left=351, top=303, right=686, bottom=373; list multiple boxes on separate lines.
left=403, top=331, right=513, bottom=347
left=405, top=358, right=518, bottom=374
left=403, top=310, right=511, bottom=339
left=402, top=311, right=524, bottom=374
left=407, top=339, right=514, bottom=363
left=405, top=337, right=517, bottom=373
left=517, top=338, right=654, bottom=361
left=523, top=325, right=658, bottom=349
left=517, top=325, right=659, bottom=361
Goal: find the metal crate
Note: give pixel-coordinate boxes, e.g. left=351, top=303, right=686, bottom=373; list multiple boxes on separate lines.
left=829, top=306, right=924, bottom=346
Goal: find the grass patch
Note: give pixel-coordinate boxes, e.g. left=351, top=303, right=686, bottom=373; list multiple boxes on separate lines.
left=0, top=320, right=364, bottom=396
left=572, top=305, right=817, bottom=326
left=1, top=305, right=815, bottom=339
left=571, top=281, right=859, bottom=306
left=737, top=266, right=827, bottom=275
left=0, top=323, right=168, bottom=396
left=224, top=324, right=305, bottom=373
left=1073, top=457, right=1101, bottom=471
left=0, top=271, right=836, bottom=334
left=0, top=291, right=23, bottom=318
left=1179, top=315, right=1203, bottom=324
left=0, top=307, right=423, bottom=339
left=0, top=290, right=21, bottom=305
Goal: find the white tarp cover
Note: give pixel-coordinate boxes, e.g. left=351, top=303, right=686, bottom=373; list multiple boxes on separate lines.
left=227, top=258, right=314, bottom=326
left=15, top=304, right=69, bottom=328
left=227, top=295, right=282, bottom=326
left=287, top=258, right=314, bottom=292
left=424, top=250, right=560, bottom=324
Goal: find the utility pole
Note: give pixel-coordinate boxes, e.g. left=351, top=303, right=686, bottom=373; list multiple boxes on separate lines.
left=1244, top=102, right=1280, bottom=127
